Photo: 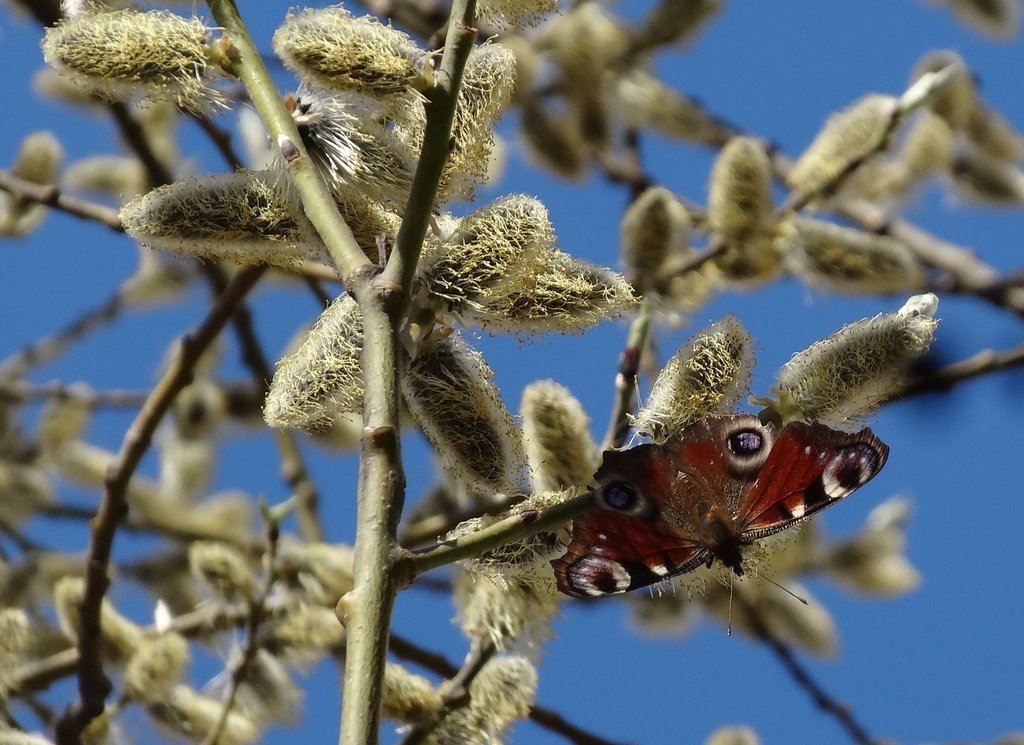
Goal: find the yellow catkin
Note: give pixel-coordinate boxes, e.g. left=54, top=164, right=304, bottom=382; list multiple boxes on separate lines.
left=787, top=94, right=898, bottom=196
left=476, top=0, right=558, bottom=30
left=273, top=7, right=425, bottom=95
left=632, top=0, right=723, bottom=51
left=41, top=9, right=224, bottom=110
left=775, top=294, right=939, bottom=426
left=120, top=171, right=328, bottom=269
left=931, top=0, right=1020, bottom=39
left=402, top=331, right=526, bottom=493
left=632, top=316, right=752, bottom=441
left=786, top=217, right=926, bottom=293
left=264, top=295, right=364, bottom=431
left=708, top=136, right=773, bottom=241
left=520, top=380, right=598, bottom=491
left=614, top=67, right=733, bottom=146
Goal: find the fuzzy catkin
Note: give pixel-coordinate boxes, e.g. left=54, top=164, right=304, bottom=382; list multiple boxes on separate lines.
left=42, top=9, right=224, bottom=110
left=470, top=253, right=639, bottom=334
left=786, top=217, right=926, bottom=293
left=633, top=316, right=753, bottom=441
left=775, top=293, right=939, bottom=426
left=708, top=137, right=773, bottom=242
left=402, top=332, right=526, bottom=494
left=264, top=295, right=364, bottom=430
left=120, top=171, right=328, bottom=269
left=521, top=380, right=598, bottom=491
left=787, top=94, right=898, bottom=196
left=273, top=7, right=425, bottom=95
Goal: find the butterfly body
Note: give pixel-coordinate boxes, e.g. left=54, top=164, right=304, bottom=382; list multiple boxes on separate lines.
left=552, top=415, right=889, bottom=598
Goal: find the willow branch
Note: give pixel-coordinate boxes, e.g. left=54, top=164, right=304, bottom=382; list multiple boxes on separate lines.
left=897, top=345, right=1024, bottom=400
left=203, top=522, right=280, bottom=745
left=387, top=634, right=626, bottom=745
left=397, top=638, right=496, bottom=745
left=0, top=170, right=123, bottom=230
left=206, top=0, right=366, bottom=282
left=0, top=381, right=149, bottom=408
left=54, top=265, right=267, bottom=745
left=601, top=304, right=650, bottom=451
left=339, top=2, right=478, bottom=742
left=405, top=490, right=588, bottom=576
left=737, top=596, right=876, bottom=745
left=200, top=265, right=324, bottom=542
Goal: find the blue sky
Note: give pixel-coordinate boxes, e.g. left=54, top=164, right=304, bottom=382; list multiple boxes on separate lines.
left=2, top=2, right=1023, bottom=744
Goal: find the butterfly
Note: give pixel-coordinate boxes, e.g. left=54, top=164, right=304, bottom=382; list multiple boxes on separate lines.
left=551, top=414, right=889, bottom=598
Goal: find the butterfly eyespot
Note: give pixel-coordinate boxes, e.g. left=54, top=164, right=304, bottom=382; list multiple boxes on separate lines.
left=603, top=482, right=636, bottom=510
left=727, top=428, right=764, bottom=456
left=822, top=442, right=881, bottom=498
left=567, top=557, right=632, bottom=597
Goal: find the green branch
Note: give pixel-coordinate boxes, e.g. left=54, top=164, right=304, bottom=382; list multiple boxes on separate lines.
left=205, top=0, right=366, bottom=282
left=406, top=490, right=590, bottom=576
left=340, top=3, right=479, bottom=744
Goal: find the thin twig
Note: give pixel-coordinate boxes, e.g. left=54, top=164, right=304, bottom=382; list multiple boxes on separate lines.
left=735, top=595, right=876, bottom=745
left=897, top=345, right=1024, bottom=400
left=0, top=170, right=123, bottom=230
left=405, top=490, right=589, bottom=577
left=202, top=521, right=281, bottom=745
left=387, top=634, right=628, bottom=745
left=601, top=304, right=650, bottom=451
left=397, top=637, right=497, bottom=745
left=0, top=381, right=149, bottom=408
left=199, top=265, right=324, bottom=542
left=187, top=111, right=246, bottom=170
left=54, top=265, right=267, bottom=745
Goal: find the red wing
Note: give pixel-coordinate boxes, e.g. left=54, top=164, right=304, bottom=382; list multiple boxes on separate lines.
left=551, top=508, right=708, bottom=598
left=739, top=422, right=889, bottom=538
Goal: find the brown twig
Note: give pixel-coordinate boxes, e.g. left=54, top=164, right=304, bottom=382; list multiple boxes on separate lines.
left=735, top=595, right=876, bottom=745
left=0, top=381, right=149, bottom=408
left=601, top=303, right=649, bottom=451
left=0, top=170, right=123, bottom=230
left=397, top=637, right=497, bottom=745
left=897, top=345, right=1024, bottom=400
left=202, top=521, right=280, bottom=745
left=387, top=633, right=629, bottom=745
left=54, top=265, right=267, bottom=745
left=198, top=265, right=325, bottom=542
left=187, top=111, right=246, bottom=170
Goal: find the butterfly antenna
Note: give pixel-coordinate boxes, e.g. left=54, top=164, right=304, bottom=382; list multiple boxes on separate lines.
left=752, top=568, right=808, bottom=605
left=726, top=576, right=734, bottom=636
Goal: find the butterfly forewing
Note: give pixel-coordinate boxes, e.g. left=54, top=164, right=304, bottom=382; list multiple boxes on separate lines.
left=739, top=422, right=889, bottom=539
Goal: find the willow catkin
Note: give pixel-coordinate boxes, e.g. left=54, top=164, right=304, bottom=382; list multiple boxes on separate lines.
left=520, top=380, right=598, bottom=491
left=264, top=296, right=364, bottom=431
left=402, top=332, right=526, bottom=494
left=786, top=217, right=927, bottom=293
left=273, top=7, right=426, bottom=95
left=120, top=171, right=328, bottom=269
left=775, top=293, right=939, bottom=426
left=632, top=316, right=753, bottom=441
left=787, top=94, right=898, bottom=197
left=930, top=0, right=1020, bottom=39
left=41, top=9, right=225, bottom=110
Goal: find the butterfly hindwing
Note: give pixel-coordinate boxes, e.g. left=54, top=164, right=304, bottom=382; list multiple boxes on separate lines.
left=552, top=508, right=706, bottom=598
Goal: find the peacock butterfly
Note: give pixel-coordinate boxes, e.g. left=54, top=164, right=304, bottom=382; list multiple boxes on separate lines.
left=551, top=414, right=888, bottom=598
